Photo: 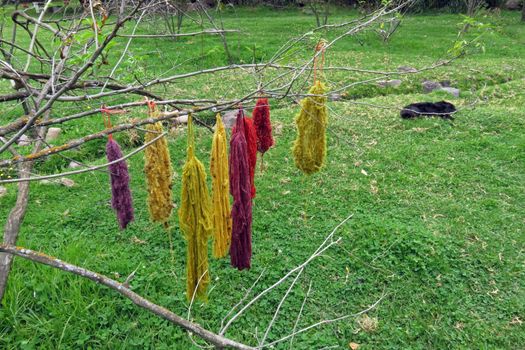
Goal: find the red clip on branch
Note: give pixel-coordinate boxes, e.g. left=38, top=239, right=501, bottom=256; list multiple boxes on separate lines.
left=101, top=105, right=127, bottom=140
left=146, top=99, right=157, bottom=114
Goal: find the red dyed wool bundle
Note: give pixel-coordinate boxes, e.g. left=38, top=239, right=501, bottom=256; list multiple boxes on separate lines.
left=252, top=98, right=274, bottom=154
left=106, top=137, right=134, bottom=229
left=229, top=112, right=252, bottom=270
left=232, top=107, right=257, bottom=198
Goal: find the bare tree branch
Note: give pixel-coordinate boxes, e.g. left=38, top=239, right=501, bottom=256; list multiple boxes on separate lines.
left=118, top=29, right=239, bottom=38
left=0, top=244, right=255, bottom=350
left=0, top=131, right=167, bottom=184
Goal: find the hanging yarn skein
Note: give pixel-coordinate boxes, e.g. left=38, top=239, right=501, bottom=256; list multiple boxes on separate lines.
left=252, top=97, right=274, bottom=155
left=229, top=111, right=252, bottom=270
left=232, top=107, right=257, bottom=198
left=144, top=101, right=173, bottom=226
left=178, top=115, right=213, bottom=300
left=292, top=81, right=328, bottom=174
left=292, top=40, right=329, bottom=175
left=210, top=114, right=232, bottom=258
left=103, top=107, right=134, bottom=229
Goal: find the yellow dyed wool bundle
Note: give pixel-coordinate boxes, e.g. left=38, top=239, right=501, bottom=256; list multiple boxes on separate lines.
left=292, top=80, right=328, bottom=175
left=144, top=121, right=173, bottom=225
left=178, top=115, right=213, bottom=300
left=210, top=114, right=232, bottom=258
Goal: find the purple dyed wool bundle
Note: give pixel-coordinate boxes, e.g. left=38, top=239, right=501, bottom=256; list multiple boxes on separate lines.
left=106, top=137, right=134, bottom=229
left=229, top=113, right=253, bottom=270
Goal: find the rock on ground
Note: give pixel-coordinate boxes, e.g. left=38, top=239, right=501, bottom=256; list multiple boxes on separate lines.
left=0, top=186, right=6, bottom=197
left=221, top=109, right=239, bottom=129
left=505, top=0, right=522, bottom=10
left=398, top=66, right=418, bottom=73
left=17, top=135, right=32, bottom=146
left=329, top=93, right=344, bottom=101
left=422, top=80, right=442, bottom=93
left=59, top=178, right=75, bottom=188
left=45, top=127, right=61, bottom=142
left=440, top=87, right=460, bottom=97
left=377, top=79, right=402, bottom=88
left=172, top=115, right=188, bottom=125
left=69, top=161, right=82, bottom=168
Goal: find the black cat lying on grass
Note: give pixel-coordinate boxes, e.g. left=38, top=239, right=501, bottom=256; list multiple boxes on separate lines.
left=401, top=101, right=457, bottom=120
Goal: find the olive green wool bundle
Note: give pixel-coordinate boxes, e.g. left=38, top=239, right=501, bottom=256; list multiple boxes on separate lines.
left=144, top=121, right=173, bottom=225
left=178, top=115, right=213, bottom=300
left=292, top=80, right=328, bottom=175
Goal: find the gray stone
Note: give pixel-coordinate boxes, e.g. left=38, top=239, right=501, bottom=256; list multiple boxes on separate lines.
left=505, top=0, right=522, bottom=10
left=221, top=110, right=238, bottom=129
left=17, top=135, right=32, bottom=146
left=328, top=93, right=343, bottom=101
left=45, top=127, right=61, bottom=142
left=0, top=186, right=6, bottom=197
left=398, top=66, right=418, bottom=73
left=172, top=115, right=188, bottom=125
left=377, top=79, right=402, bottom=88
left=440, top=87, right=460, bottom=97
left=68, top=161, right=82, bottom=169
left=59, top=178, right=75, bottom=188
left=422, top=80, right=442, bottom=93
left=440, top=80, right=451, bottom=88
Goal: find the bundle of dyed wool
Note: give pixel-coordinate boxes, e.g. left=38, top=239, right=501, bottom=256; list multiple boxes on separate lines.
left=106, top=135, right=134, bottom=229
left=144, top=104, right=173, bottom=225
left=178, top=115, right=213, bottom=300
left=229, top=111, right=252, bottom=270
left=232, top=107, right=257, bottom=198
left=292, top=80, right=328, bottom=175
left=210, top=114, right=232, bottom=258
left=252, top=98, right=274, bottom=155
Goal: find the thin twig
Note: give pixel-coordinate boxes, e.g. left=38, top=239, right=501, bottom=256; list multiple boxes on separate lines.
left=289, top=281, right=313, bottom=349
left=262, top=293, right=387, bottom=348
left=259, top=268, right=304, bottom=347
left=220, top=214, right=353, bottom=336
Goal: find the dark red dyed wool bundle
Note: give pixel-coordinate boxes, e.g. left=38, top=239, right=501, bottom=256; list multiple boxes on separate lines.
left=106, top=137, right=134, bottom=229
left=252, top=98, right=274, bottom=154
left=229, top=112, right=252, bottom=270
left=233, top=107, right=257, bottom=198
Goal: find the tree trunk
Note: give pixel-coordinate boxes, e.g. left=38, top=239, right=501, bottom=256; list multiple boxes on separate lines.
left=0, top=162, right=32, bottom=302
left=323, top=0, right=330, bottom=25
left=0, top=111, right=49, bottom=303
left=310, top=2, right=321, bottom=27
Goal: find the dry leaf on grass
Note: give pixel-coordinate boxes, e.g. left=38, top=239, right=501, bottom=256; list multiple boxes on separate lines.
left=349, top=342, right=360, bottom=350
left=370, top=180, right=378, bottom=194
left=131, top=236, right=147, bottom=245
left=273, top=121, right=284, bottom=136
left=356, top=314, right=378, bottom=333
left=59, top=178, right=75, bottom=188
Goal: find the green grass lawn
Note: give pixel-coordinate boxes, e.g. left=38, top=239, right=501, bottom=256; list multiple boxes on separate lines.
left=0, top=6, right=524, bottom=349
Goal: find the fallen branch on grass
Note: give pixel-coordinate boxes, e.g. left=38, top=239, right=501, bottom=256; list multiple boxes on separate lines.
left=0, top=244, right=255, bottom=350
